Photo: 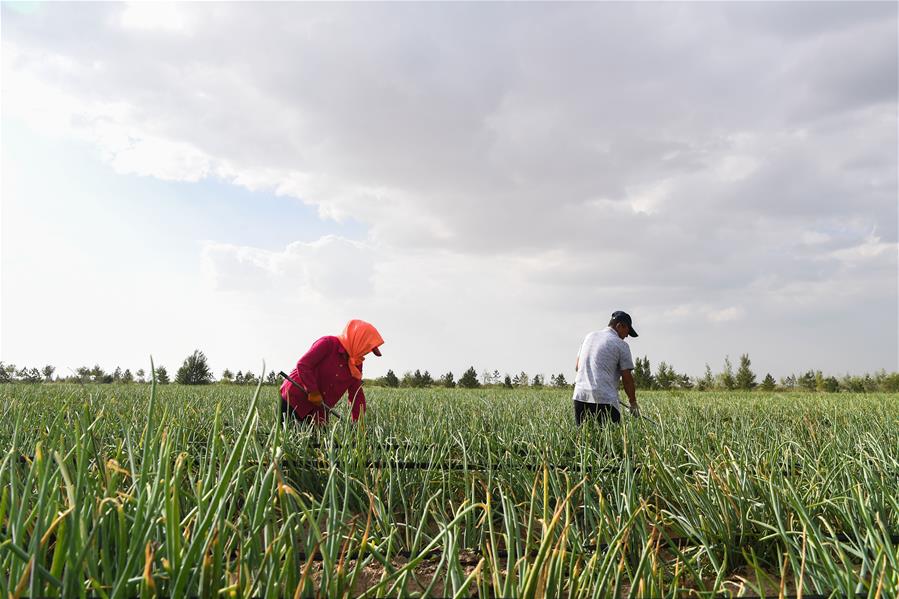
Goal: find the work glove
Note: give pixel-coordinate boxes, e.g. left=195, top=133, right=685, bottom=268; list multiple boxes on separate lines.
left=308, top=391, right=323, bottom=406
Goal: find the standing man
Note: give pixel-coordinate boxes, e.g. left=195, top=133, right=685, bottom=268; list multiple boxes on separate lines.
left=573, top=311, right=641, bottom=425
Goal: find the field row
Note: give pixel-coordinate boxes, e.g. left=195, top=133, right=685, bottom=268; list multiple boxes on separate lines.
left=0, top=383, right=896, bottom=597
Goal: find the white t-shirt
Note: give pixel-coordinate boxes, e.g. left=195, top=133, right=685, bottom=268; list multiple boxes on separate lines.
left=573, top=327, right=635, bottom=407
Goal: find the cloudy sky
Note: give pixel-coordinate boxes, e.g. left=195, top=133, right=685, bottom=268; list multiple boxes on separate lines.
left=2, top=2, right=897, bottom=381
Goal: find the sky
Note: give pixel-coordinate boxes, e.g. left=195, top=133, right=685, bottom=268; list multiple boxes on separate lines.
left=2, top=1, right=897, bottom=381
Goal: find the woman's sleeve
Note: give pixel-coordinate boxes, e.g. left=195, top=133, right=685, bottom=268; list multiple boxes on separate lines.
left=347, top=380, right=366, bottom=421
left=295, top=337, right=332, bottom=394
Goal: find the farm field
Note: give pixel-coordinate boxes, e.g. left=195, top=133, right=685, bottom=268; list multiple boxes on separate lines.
left=0, top=382, right=897, bottom=598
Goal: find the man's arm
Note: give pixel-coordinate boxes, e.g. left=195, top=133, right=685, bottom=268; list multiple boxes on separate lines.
left=620, top=369, right=639, bottom=414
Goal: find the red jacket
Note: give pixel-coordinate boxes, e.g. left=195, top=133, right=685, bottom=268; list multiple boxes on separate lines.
left=280, top=336, right=366, bottom=422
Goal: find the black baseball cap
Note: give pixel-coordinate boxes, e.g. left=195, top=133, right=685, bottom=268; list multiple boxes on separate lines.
left=611, top=311, right=638, bottom=337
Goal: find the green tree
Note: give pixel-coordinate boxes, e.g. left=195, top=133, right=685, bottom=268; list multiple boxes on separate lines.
left=840, top=375, right=864, bottom=393
left=75, top=367, right=91, bottom=384
left=266, top=371, right=278, bottom=385
left=760, top=373, right=776, bottom=391
left=136, top=368, right=146, bottom=383
left=19, top=367, right=42, bottom=383
left=439, top=371, right=456, bottom=388
left=401, top=370, right=419, bottom=387
left=122, top=369, right=134, bottom=384
left=532, top=374, right=544, bottom=388
left=881, top=373, right=899, bottom=392
left=719, top=356, right=735, bottom=391
left=553, top=373, right=568, bottom=387
left=421, top=370, right=434, bottom=387
left=458, top=367, right=480, bottom=388
left=814, top=370, right=827, bottom=392
left=677, top=373, right=694, bottom=390
left=384, top=369, right=399, bottom=388
left=221, top=369, right=234, bottom=383
left=0, top=363, right=14, bottom=383
left=503, top=374, right=513, bottom=388
left=655, top=361, right=677, bottom=390
left=632, top=357, right=654, bottom=389
left=696, top=364, right=715, bottom=391
left=798, top=370, right=816, bottom=391
left=113, top=367, right=123, bottom=382
left=42, top=365, right=55, bottom=382
left=90, top=364, right=108, bottom=384
left=175, top=350, right=213, bottom=385
left=821, top=376, right=840, bottom=392
left=155, top=366, right=170, bottom=385
left=862, top=373, right=878, bottom=392
left=735, top=354, right=757, bottom=390
left=235, top=371, right=245, bottom=385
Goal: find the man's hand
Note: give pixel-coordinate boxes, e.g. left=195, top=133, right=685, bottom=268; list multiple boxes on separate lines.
left=308, top=391, right=323, bottom=406
left=629, top=402, right=640, bottom=417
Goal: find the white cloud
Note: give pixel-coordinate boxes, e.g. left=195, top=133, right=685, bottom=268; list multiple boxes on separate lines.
left=715, top=154, right=759, bottom=183
left=830, top=233, right=895, bottom=265
left=107, top=135, right=211, bottom=181
left=118, top=2, right=194, bottom=33
left=626, top=179, right=671, bottom=215
left=708, top=307, right=745, bottom=323
left=2, top=2, right=896, bottom=376
left=801, top=231, right=831, bottom=245
left=202, top=236, right=375, bottom=299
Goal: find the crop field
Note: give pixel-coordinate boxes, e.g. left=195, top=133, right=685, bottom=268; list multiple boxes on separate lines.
left=0, top=381, right=897, bottom=598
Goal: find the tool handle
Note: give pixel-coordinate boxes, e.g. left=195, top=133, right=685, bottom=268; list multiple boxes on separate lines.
left=621, top=403, right=659, bottom=427
left=278, top=371, right=340, bottom=418
left=279, top=371, right=306, bottom=392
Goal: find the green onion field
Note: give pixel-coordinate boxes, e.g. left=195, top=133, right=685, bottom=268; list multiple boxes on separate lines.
left=1, top=381, right=897, bottom=597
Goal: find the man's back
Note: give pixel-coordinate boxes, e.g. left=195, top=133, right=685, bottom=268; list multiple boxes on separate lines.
left=573, top=327, right=634, bottom=407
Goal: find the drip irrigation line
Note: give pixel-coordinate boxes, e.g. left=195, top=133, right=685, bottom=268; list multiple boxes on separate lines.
left=291, top=530, right=899, bottom=562
left=25, top=592, right=870, bottom=599
left=270, top=457, right=899, bottom=480
left=12, top=453, right=899, bottom=480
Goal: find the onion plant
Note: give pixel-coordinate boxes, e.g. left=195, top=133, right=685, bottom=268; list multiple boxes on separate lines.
left=0, top=381, right=896, bottom=597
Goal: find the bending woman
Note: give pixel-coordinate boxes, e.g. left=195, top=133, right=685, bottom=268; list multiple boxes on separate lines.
left=280, top=319, right=384, bottom=424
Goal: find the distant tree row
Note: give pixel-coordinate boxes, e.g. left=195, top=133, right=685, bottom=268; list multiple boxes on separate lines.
left=219, top=369, right=280, bottom=386
left=369, top=368, right=570, bottom=389
left=0, top=362, right=148, bottom=384
left=631, top=354, right=899, bottom=393
left=3, top=351, right=898, bottom=393
left=3, top=350, right=239, bottom=386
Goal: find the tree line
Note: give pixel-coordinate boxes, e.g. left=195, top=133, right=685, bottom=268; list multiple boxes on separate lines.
left=1, top=351, right=229, bottom=386
left=2, top=350, right=898, bottom=393
left=630, top=354, right=899, bottom=393
left=368, top=368, right=570, bottom=389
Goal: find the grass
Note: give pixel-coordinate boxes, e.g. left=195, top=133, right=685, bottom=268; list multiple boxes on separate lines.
left=0, top=380, right=896, bottom=597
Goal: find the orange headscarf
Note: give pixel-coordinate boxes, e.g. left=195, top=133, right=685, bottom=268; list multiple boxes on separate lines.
left=337, top=319, right=384, bottom=379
